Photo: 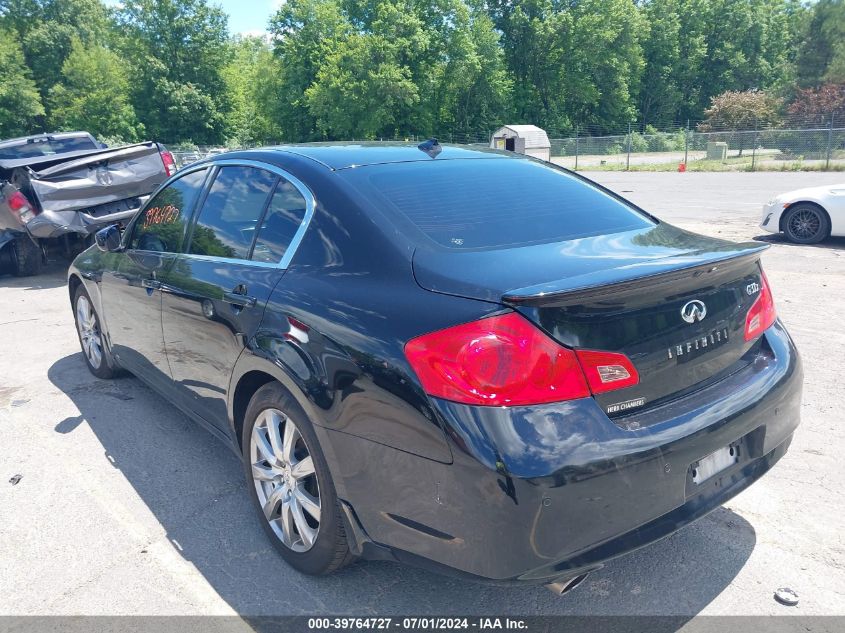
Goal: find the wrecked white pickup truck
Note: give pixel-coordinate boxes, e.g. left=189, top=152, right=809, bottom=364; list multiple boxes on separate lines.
left=0, top=131, right=175, bottom=276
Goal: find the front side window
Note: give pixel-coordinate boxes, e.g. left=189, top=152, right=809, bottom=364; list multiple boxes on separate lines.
left=129, top=168, right=208, bottom=253
left=188, top=166, right=276, bottom=259
left=251, top=179, right=307, bottom=264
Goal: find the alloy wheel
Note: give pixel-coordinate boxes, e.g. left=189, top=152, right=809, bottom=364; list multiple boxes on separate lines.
left=788, top=208, right=822, bottom=241
left=76, top=295, right=103, bottom=369
left=249, top=408, right=321, bottom=552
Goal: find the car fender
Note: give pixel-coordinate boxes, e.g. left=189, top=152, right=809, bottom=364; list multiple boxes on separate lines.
left=67, top=256, right=114, bottom=361
left=227, top=346, right=325, bottom=438
left=226, top=348, right=352, bottom=499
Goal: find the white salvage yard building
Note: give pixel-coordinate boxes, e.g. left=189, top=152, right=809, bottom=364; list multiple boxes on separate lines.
left=490, top=124, right=551, bottom=161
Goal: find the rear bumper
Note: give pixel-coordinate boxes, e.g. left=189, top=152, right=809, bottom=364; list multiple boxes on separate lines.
left=24, top=206, right=140, bottom=239
left=329, top=320, right=802, bottom=583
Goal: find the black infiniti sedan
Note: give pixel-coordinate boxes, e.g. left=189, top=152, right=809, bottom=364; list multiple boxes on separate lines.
left=68, top=143, right=802, bottom=592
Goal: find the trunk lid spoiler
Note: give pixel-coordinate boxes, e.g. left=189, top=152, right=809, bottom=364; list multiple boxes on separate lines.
left=502, top=243, right=769, bottom=306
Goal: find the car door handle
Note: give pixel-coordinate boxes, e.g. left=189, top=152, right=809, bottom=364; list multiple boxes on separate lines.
left=141, top=278, right=161, bottom=290
left=223, top=291, right=257, bottom=308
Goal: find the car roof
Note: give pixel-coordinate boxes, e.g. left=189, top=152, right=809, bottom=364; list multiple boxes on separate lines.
left=244, top=142, right=517, bottom=171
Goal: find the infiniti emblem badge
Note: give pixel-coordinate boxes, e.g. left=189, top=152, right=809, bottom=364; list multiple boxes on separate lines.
left=96, top=165, right=113, bottom=186
left=681, top=300, right=707, bottom=324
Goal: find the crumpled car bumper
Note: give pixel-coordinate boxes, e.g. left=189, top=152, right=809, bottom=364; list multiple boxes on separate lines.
left=23, top=206, right=141, bottom=239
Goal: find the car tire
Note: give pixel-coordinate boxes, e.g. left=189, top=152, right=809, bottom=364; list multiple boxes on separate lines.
left=242, top=382, right=354, bottom=575
left=73, top=285, right=120, bottom=379
left=782, top=203, right=830, bottom=244
left=10, top=237, right=43, bottom=277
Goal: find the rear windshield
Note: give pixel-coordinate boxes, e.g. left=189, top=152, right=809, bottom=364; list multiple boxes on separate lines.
left=343, top=159, right=653, bottom=249
left=0, top=136, right=99, bottom=160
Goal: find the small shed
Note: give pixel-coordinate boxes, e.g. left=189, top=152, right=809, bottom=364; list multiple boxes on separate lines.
left=490, top=125, right=551, bottom=161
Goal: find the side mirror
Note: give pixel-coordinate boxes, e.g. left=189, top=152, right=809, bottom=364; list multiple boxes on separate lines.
left=95, top=225, right=122, bottom=252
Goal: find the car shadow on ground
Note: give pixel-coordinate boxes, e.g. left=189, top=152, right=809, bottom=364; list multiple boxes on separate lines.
left=753, top=233, right=845, bottom=249
left=48, top=352, right=756, bottom=619
left=0, top=261, right=68, bottom=290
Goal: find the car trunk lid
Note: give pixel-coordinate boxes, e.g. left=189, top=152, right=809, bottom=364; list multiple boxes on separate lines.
left=413, top=223, right=770, bottom=414
left=8, top=142, right=168, bottom=215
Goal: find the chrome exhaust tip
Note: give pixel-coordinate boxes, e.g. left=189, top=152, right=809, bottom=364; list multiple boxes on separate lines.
left=544, top=572, right=590, bottom=596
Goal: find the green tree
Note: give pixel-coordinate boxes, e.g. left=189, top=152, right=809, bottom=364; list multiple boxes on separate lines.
left=269, top=0, right=352, bottom=141
left=796, top=0, right=845, bottom=87
left=689, top=0, right=803, bottom=118
left=48, top=39, right=143, bottom=141
left=0, top=0, right=110, bottom=99
left=567, top=0, right=644, bottom=130
left=0, top=27, right=45, bottom=137
left=436, top=11, right=512, bottom=139
left=638, top=0, right=683, bottom=126
left=274, top=0, right=510, bottom=140
left=487, top=0, right=573, bottom=131
left=488, top=0, right=643, bottom=133
left=116, top=0, right=230, bottom=143
left=305, top=29, right=420, bottom=138
left=222, top=36, right=285, bottom=145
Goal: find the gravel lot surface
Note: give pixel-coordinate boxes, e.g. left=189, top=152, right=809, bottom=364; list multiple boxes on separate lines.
left=1, top=171, right=843, bottom=618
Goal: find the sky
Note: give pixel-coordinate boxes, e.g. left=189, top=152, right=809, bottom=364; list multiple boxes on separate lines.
left=216, top=0, right=280, bottom=36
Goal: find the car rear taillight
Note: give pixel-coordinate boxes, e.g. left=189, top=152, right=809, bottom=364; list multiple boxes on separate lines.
left=405, top=313, right=590, bottom=406
left=575, top=350, right=640, bottom=394
left=6, top=191, right=37, bottom=223
left=744, top=270, right=776, bottom=341
left=160, top=150, right=176, bottom=176
left=405, top=313, right=640, bottom=409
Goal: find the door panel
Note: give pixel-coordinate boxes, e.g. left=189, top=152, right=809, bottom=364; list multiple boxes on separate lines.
left=99, top=167, right=209, bottom=387
left=100, top=252, right=175, bottom=386
left=161, top=258, right=284, bottom=428
left=160, top=164, right=299, bottom=431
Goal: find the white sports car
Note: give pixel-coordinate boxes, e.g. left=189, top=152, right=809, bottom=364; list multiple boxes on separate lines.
left=761, top=184, right=845, bottom=243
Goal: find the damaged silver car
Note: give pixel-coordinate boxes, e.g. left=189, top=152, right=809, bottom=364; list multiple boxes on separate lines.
left=0, top=131, right=175, bottom=276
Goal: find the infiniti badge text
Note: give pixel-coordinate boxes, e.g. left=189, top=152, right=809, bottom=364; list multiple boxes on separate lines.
left=668, top=327, right=730, bottom=360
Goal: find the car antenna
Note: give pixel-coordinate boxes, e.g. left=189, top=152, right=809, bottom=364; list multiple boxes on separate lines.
left=417, top=138, right=442, bottom=158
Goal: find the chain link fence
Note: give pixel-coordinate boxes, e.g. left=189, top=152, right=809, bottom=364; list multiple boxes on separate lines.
left=167, top=114, right=845, bottom=172
left=550, top=115, right=845, bottom=171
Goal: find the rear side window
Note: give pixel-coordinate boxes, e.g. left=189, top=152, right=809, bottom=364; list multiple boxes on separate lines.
left=188, top=166, right=276, bottom=259
left=343, top=159, right=653, bottom=249
left=251, top=179, right=307, bottom=264
left=130, top=168, right=207, bottom=253
left=0, top=136, right=99, bottom=160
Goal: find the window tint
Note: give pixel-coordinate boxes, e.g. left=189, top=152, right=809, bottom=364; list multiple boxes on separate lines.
left=251, top=179, right=307, bottom=263
left=343, top=159, right=654, bottom=249
left=188, top=166, right=276, bottom=259
left=130, top=168, right=207, bottom=253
